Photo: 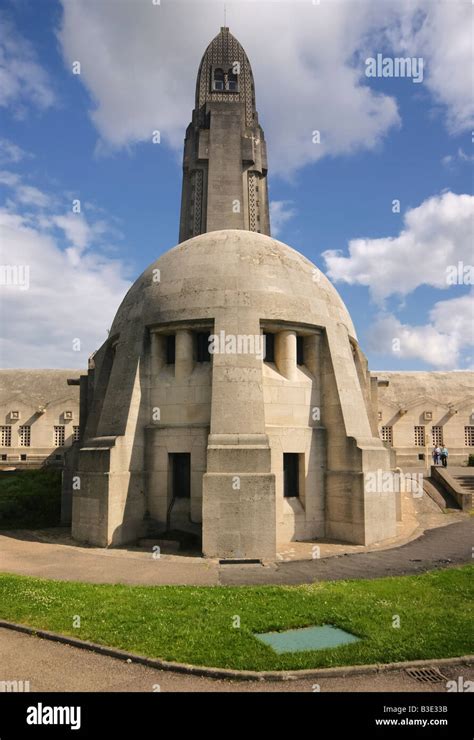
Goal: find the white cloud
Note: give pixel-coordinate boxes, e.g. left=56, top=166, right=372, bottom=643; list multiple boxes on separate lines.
left=16, top=184, right=51, bottom=209
left=57, top=0, right=403, bottom=176
left=0, top=12, right=55, bottom=115
left=56, top=1, right=472, bottom=177
left=0, top=169, right=53, bottom=209
left=270, top=200, right=297, bottom=237
left=442, top=148, right=474, bottom=169
left=53, top=213, right=92, bottom=252
left=0, top=187, right=131, bottom=368
left=388, top=1, right=474, bottom=135
left=0, top=170, right=20, bottom=187
left=52, top=213, right=116, bottom=265
left=323, top=192, right=474, bottom=303
left=0, top=138, right=30, bottom=164
left=367, top=294, right=474, bottom=369
left=458, top=149, right=474, bottom=163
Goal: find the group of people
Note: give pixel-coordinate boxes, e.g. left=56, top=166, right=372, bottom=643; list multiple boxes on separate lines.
left=432, top=446, right=449, bottom=467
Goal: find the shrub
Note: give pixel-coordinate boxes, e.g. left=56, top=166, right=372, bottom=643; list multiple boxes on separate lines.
left=0, top=469, right=61, bottom=529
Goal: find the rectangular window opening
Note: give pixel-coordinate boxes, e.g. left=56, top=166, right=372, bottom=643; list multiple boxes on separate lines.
left=465, top=426, right=474, bottom=446
left=432, top=426, right=443, bottom=447
left=381, top=426, right=393, bottom=446
left=166, top=334, right=176, bottom=365
left=263, top=333, right=275, bottom=363
left=196, top=332, right=211, bottom=363
left=19, top=425, right=31, bottom=447
left=296, top=336, right=304, bottom=366
left=283, top=453, right=300, bottom=498
left=414, top=426, right=425, bottom=447
left=170, top=453, right=191, bottom=499
left=54, top=426, right=65, bottom=447
left=0, top=426, right=12, bottom=447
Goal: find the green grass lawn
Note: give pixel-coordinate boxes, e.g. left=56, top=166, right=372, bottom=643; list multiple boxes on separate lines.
left=0, top=566, right=472, bottom=671
left=0, top=469, right=61, bottom=529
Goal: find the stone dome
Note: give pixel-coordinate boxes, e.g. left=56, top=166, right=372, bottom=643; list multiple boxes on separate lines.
left=110, top=230, right=356, bottom=340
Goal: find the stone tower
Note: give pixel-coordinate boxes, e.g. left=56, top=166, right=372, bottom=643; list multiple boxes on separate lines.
left=179, top=26, right=270, bottom=242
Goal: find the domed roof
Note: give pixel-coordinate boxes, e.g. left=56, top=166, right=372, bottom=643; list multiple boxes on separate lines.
left=110, top=230, right=356, bottom=340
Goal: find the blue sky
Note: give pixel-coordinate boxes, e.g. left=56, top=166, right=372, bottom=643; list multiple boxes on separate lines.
left=0, top=0, right=472, bottom=370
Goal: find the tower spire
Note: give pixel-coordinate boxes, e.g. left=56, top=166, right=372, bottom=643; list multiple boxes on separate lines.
left=178, top=27, right=270, bottom=242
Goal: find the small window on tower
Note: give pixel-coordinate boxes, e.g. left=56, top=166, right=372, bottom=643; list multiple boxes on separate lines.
left=227, top=69, right=238, bottom=91
left=213, top=68, right=224, bottom=91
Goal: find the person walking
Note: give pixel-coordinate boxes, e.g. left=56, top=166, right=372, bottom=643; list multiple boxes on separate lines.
left=434, top=446, right=441, bottom=465
left=440, top=446, right=448, bottom=467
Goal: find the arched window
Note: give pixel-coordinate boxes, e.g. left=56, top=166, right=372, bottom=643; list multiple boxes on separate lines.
left=213, top=68, right=224, bottom=91
left=227, top=69, right=238, bottom=91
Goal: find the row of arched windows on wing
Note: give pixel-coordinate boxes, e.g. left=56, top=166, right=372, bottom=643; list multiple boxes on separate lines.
left=212, top=67, right=239, bottom=92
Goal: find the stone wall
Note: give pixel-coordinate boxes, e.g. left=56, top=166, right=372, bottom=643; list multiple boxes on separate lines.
left=375, top=372, right=474, bottom=466
left=0, top=370, right=80, bottom=469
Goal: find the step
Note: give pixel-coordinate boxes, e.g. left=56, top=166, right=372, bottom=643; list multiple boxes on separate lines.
left=423, top=478, right=460, bottom=510
left=138, top=538, right=180, bottom=554
left=453, top=477, right=474, bottom=491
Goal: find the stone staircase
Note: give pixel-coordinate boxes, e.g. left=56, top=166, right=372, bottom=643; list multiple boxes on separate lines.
left=425, top=466, right=473, bottom=512
left=423, top=476, right=459, bottom=511
left=451, top=472, right=474, bottom=496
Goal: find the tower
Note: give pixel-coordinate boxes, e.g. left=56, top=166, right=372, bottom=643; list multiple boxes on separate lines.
left=179, top=27, right=270, bottom=242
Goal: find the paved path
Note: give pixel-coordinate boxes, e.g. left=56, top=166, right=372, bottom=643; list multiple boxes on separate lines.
left=220, top=519, right=473, bottom=585
left=0, top=530, right=218, bottom=585
left=0, top=518, right=471, bottom=586
left=1, top=628, right=471, bottom=692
